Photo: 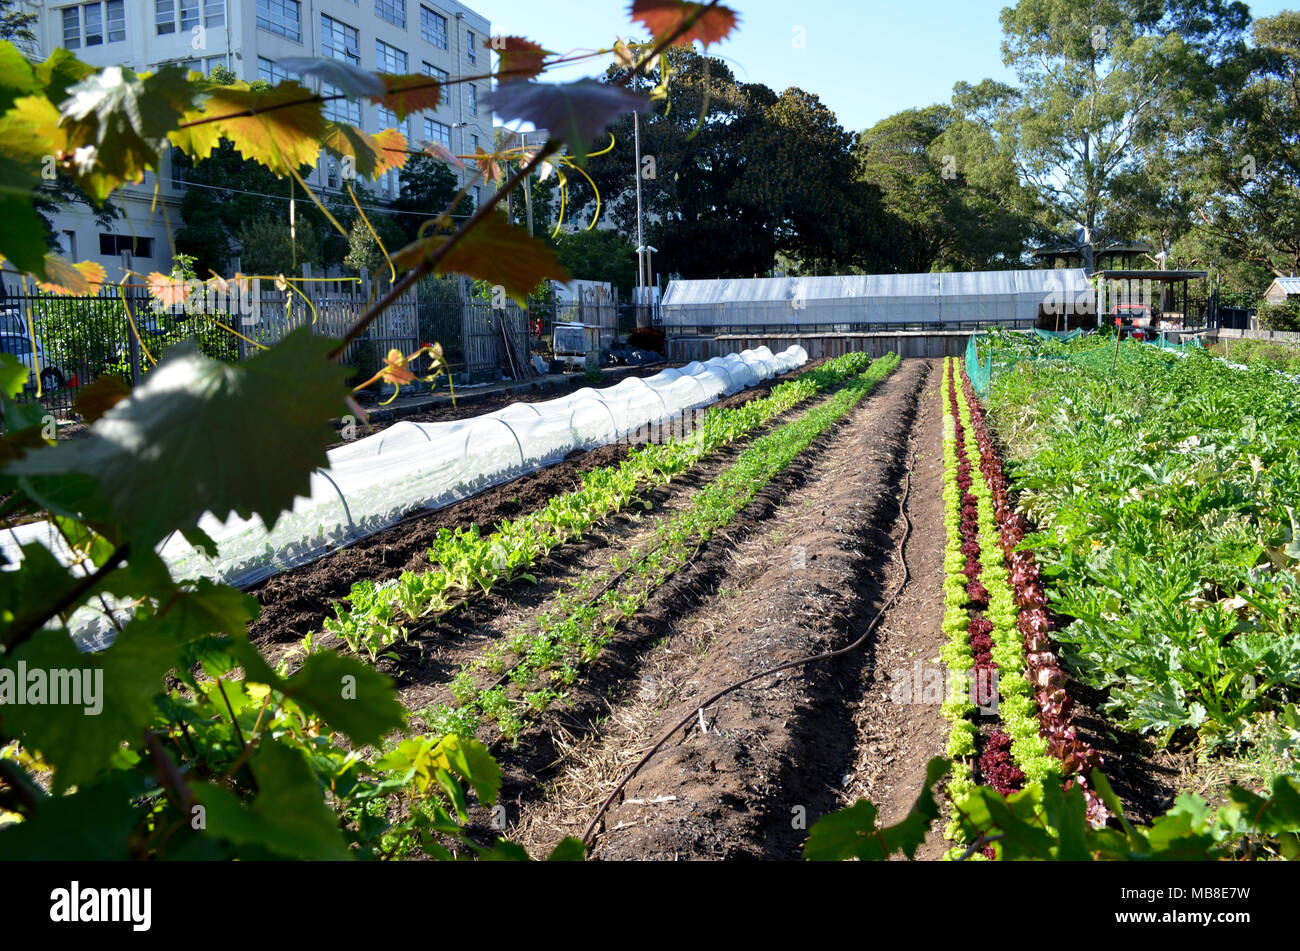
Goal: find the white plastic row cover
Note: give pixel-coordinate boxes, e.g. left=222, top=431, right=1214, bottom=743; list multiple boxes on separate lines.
left=8, top=346, right=807, bottom=650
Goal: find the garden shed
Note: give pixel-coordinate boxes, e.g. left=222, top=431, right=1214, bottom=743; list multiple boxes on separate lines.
left=660, top=268, right=1094, bottom=334
left=1263, top=276, right=1300, bottom=304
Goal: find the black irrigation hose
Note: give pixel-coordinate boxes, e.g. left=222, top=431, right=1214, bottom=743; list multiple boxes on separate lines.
left=580, top=445, right=921, bottom=848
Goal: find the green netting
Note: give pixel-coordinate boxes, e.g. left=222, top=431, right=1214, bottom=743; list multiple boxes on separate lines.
left=1032, top=328, right=1084, bottom=343
left=965, top=330, right=1204, bottom=401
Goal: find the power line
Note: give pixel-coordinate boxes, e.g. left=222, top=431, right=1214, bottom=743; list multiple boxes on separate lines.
left=171, top=176, right=476, bottom=220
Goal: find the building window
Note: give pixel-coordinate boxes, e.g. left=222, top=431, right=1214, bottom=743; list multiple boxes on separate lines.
left=155, top=0, right=173, bottom=34
left=61, top=230, right=78, bottom=259
left=467, top=84, right=477, bottom=116
left=376, top=39, right=407, bottom=75
left=425, top=118, right=450, bottom=150
left=326, top=159, right=339, bottom=189
left=180, top=0, right=199, bottom=32
left=98, top=234, right=154, bottom=257
left=375, top=0, right=404, bottom=28
left=420, top=6, right=447, bottom=49
left=64, top=2, right=126, bottom=47
left=470, top=134, right=479, bottom=152
left=421, top=61, right=447, bottom=83
left=322, top=83, right=361, bottom=126
left=466, top=30, right=476, bottom=63
left=204, top=0, right=224, bottom=27
left=257, top=56, right=298, bottom=85
left=378, top=106, right=408, bottom=136
left=256, top=0, right=300, bottom=43
left=321, top=14, right=359, bottom=64
left=63, top=7, right=81, bottom=47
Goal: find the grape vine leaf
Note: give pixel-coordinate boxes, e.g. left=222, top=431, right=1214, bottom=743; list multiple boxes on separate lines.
left=32, top=47, right=95, bottom=107
left=0, top=771, right=147, bottom=860
left=59, top=64, right=195, bottom=202
left=802, top=757, right=948, bottom=861
left=192, top=742, right=352, bottom=860
left=200, top=81, right=326, bottom=177
left=321, top=121, right=386, bottom=180
left=37, top=256, right=107, bottom=296
left=0, top=622, right=181, bottom=794
left=370, top=127, right=409, bottom=175
left=487, top=79, right=650, bottom=163
left=630, top=0, right=740, bottom=48
left=0, top=352, right=28, bottom=399
left=392, top=211, right=569, bottom=305
left=369, top=73, right=442, bottom=119
left=0, top=41, right=39, bottom=114
left=277, top=58, right=385, bottom=100
left=491, top=37, right=552, bottom=81
left=7, top=328, right=351, bottom=551
left=275, top=650, right=406, bottom=749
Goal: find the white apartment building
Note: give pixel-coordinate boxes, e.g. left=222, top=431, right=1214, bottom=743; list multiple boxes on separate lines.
left=26, top=0, right=495, bottom=280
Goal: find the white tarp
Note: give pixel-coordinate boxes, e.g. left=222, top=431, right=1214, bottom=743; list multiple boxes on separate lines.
left=3, top=345, right=808, bottom=650
left=661, top=269, right=1094, bottom=328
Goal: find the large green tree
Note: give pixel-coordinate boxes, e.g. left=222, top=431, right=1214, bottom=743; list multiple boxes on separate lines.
left=553, top=229, right=637, bottom=294
left=854, top=105, right=1041, bottom=272
left=1188, top=12, right=1300, bottom=281
left=954, top=0, right=1250, bottom=258
left=564, top=47, right=893, bottom=279
left=389, top=153, right=464, bottom=247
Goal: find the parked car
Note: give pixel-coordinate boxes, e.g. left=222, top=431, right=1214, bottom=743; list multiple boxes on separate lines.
left=0, top=332, right=66, bottom=392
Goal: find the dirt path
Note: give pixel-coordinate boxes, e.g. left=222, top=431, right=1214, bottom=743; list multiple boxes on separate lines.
left=499, top=359, right=934, bottom=859
left=246, top=359, right=829, bottom=656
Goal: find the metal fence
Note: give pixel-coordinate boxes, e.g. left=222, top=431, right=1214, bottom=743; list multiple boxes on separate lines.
left=2, top=276, right=419, bottom=419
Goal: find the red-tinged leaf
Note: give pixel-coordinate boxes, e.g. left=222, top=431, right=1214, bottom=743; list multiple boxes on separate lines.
left=391, top=212, right=570, bottom=304
left=471, top=147, right=502, bottom=184
left=491, top=36, right=552, bottom=81
left=421, top=140, right=463, bottom=169
left=201, top=81, right=326, bottom=177
left=371, top=127, right=409, bottom=176
left=74, top=374, right=131, bottom=423
left=147, top=271, right=190, bottom=309
left=487, top=80, right=650, bottom=162
left=321, top=121, right=384, bottom=179
left=368, top=73, right=441, bottom=120
left=630, top=0, right=740, bottom=48
left=36, top=257, right=107, bottom=296
left=380, top=349, right=417, bottom=386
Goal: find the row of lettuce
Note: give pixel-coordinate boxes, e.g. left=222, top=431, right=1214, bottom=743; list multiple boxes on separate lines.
left=843, top=345, right=1300, bottom=861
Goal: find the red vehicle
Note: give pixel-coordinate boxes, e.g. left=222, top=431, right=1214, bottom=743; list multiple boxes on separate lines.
left=1113, top=303, right=1153, bottom=340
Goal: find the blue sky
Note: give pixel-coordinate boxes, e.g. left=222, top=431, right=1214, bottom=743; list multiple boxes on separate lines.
left=481, top=0, right=1297, bottom=133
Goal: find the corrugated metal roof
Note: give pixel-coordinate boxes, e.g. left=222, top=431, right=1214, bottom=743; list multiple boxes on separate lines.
left=662, top=269, right=1091, bottom=306
left=1270, top=277, right=1300, bottom=295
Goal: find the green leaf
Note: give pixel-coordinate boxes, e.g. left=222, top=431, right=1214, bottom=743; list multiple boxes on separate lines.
left=193, top=742, right=351, bottom=860
left=547, top=836, right=587, bottom=861
left=0, top=42, right=39, bottom=115
left=433, top=734, right=502, bottom=809
left=59, top=64, right=196, bottom=203
left=8, top=329, right=351, bottom=550
left=0, top=771, right=146, bottom=860
left=275, top=650, right=406, bottom=749
left=1, top=622, right=181, bottom=793
left=803, top=756, right=948, bottom=860
left=0, top=354, right=27, bottom=400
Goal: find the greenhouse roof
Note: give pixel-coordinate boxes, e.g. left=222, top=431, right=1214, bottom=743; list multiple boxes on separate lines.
left=662, top=269, right=1092, bottom=307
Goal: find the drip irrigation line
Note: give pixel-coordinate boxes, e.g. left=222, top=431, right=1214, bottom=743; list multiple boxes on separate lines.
left=580, top=438, right=922, bottom=848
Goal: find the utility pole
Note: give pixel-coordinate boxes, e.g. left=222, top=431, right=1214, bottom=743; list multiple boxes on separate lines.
left=633, top=110, right=645, bottom=294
